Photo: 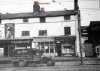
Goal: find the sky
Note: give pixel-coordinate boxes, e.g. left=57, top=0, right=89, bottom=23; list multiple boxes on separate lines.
left=0, top=0, right=99, bottom=14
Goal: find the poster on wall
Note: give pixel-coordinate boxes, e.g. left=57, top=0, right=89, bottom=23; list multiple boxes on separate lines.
left=5, top=23, right=15, bottom=38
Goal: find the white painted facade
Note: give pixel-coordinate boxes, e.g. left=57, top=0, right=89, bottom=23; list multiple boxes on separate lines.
left=0, top=25, right=5, bottom=38
left=0, top=15, right=76, bottom=38
left=0, top=15, right=80, bottom=56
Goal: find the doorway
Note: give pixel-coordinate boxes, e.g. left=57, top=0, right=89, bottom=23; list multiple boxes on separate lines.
left=56, top=43, right=62, bottom=56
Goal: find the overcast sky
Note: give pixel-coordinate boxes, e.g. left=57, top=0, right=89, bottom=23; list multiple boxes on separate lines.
left=0, top=0, right=99, bottom=13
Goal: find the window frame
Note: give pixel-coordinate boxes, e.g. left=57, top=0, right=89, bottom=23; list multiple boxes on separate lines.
left=64, top=27, right=71, bottom=35
left=39, top=30, right=47, bottom=36
left=22, top=31, right=30, bottom=36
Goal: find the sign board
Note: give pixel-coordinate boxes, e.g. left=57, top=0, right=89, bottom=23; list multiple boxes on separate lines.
left=11, top=40, right=31, bottom=43
left=33, top=37, right=54, bottom=42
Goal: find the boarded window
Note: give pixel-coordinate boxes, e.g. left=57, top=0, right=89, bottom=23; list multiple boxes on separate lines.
left=64, top=27, right=71, bottom=35
left=22, top=31, right=30, bottom=36
left=39, top=30, right=47, bottom=36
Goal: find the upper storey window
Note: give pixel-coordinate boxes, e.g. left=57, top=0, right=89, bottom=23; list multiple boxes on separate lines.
left=40, top=17, right=45, bottom=23
left=23, top=18, right=29, bottom=22
left=39, top=30, right=47, bottom=36
left=22, top=31, right=30, bottom=36
left=64, top=27, right=71, bottom=35
left=64, top=15, right=70, bottom=21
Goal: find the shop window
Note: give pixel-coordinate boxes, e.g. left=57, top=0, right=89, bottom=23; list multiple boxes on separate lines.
left=22, top=31, right=30, bottom=36
left=64, top=27, right=71, bottom=35
left=40, top=17, right=45, bottom=23
left=45, top=45, right=49, bottom=53
left=0, top=31, right=2, bottom=37
left=23, top=18, right=29, bottom=22
left=64, top=15, right=70, bottom=21
left=37, top=42, right=54, bottom=53
left=39, top=30, right=47, bottom=36
left=50, top=45, right=54, bottom=53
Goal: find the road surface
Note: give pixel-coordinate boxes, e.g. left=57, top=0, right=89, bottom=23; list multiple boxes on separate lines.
left=0, top=62, right=100, bottom=71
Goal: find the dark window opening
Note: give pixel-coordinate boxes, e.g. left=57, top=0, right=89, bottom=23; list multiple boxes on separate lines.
left=39, top=30, right=47, bottom=36
left=40, top=17, right=45, bottom=23
left=23, top=18, right=29, bottom=22
left=64, top=15, right=70, bottom=21
left=22, top=31, right=30, bottom=36
left=64, top=27, right=71, bottom=35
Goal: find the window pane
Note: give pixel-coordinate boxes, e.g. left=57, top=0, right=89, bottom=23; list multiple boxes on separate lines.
left=50, top=45, right=54, bottom=53
left=39, top=30, right=47, bottom=36
left=64, top=27, right=71, bottom=35
left=22, top=31, right=30, bottom=36
left=45, top=45, right=49, bottom=53
left=40, top=17, right=45, bottom=23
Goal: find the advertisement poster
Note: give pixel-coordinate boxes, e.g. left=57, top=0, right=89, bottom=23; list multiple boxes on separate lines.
left=5, top=23, right=15, bottom=38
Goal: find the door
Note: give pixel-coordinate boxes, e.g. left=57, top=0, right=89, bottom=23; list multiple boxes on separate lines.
left=8, top=45, right=14, bottom=57
left=56, top=43, right=62, bottom=56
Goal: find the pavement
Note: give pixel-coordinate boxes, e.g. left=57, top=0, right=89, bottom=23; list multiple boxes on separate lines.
left=0, top=56, right=100, bottom=65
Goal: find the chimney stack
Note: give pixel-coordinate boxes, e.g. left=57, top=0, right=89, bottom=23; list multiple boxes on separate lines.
left=33, top=1, right=40, bottom=14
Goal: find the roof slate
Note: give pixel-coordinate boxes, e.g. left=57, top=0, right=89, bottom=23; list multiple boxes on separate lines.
left=0, top=10, right=78, bottom=20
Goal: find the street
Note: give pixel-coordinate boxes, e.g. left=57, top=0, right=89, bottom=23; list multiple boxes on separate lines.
left=0, top=62, right=100, bottom=71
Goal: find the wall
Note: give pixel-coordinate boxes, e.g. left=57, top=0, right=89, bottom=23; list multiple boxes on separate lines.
left=0, top=25, right=5, bottom=38
left=1, top=15, right=76, bottom=38
left=15, top=21, right=76, bottom=38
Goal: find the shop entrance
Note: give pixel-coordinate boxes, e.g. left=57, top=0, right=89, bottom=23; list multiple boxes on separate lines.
left=56, top=43, right=62, bottom=56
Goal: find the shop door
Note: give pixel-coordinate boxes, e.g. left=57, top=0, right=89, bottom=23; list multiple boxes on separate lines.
left=4, top=44, right=9, bottom=57
left=56, top=43, right=62, bottom=56
left=8, top=45, right=14, bottom=57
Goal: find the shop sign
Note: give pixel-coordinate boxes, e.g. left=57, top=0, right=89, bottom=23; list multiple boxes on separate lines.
left=11, top=40, right=31, bottom=43
left=33, top=37, right=54, bottom=42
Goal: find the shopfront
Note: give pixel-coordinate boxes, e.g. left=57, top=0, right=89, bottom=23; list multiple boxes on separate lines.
left=54, top=36, right=76, bottom=56
left=0, top=38, right=33, bottom=57
left=33, top=37, right=56, bottom=57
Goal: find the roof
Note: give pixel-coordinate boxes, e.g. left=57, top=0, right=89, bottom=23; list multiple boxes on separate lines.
left=0, top=10, right=78, bottom=20
left=0, top=37, right=33, bottom=41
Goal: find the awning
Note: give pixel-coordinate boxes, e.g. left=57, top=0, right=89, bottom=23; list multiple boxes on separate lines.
left=54, top=35, right=76, bottom=44
left=33, top=37, right=54, bottom=42
left=0, top=37, right=33, bottom=43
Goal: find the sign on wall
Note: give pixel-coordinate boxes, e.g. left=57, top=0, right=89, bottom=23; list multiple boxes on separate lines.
left=5, top=23, right=15, bottom=38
